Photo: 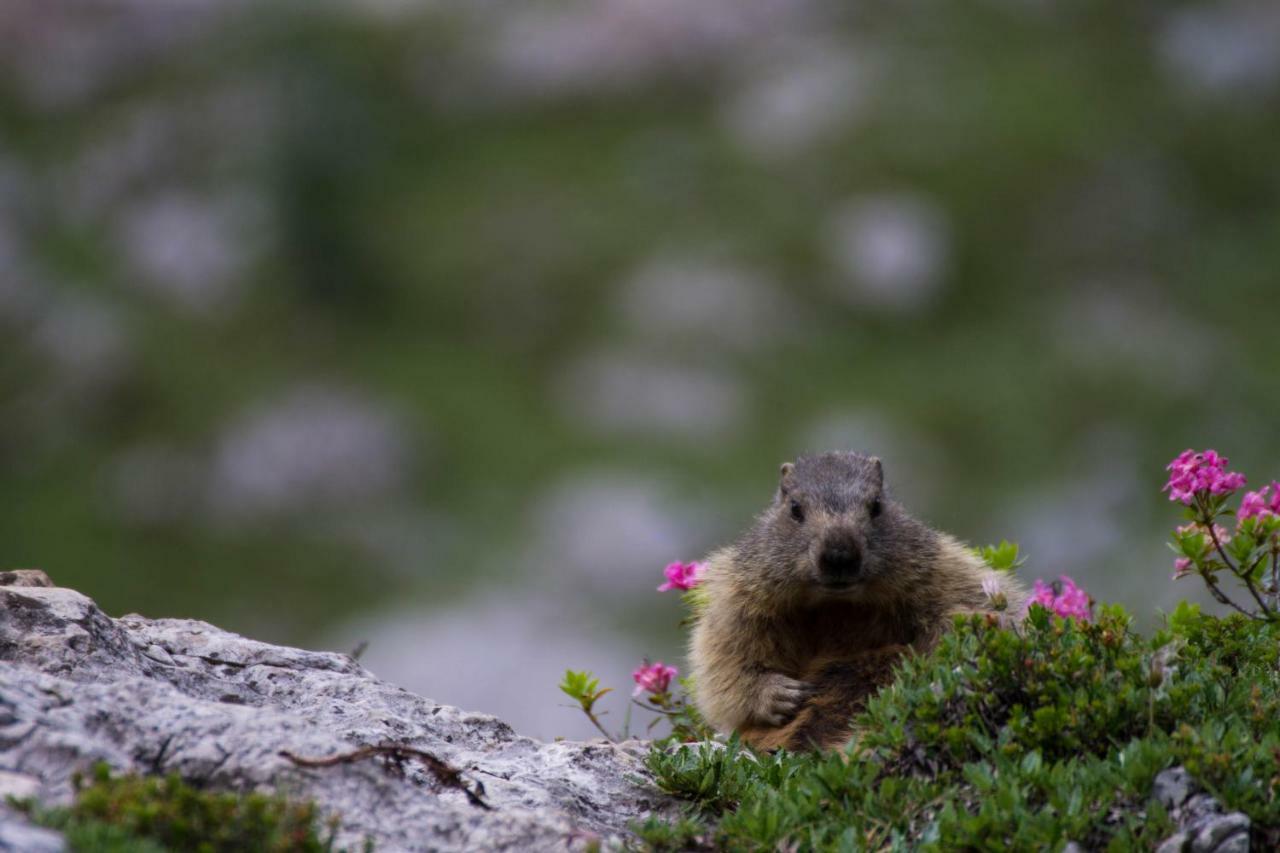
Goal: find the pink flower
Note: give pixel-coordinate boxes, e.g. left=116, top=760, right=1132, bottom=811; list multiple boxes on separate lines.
left=1163, top=449, right=1246, bottom=505
left=657, top=561, right=704, bottom=592
left=1220, top=472, right=1248, bottom=492
left=1239, top=486, right=1272, bottom=522
left=1173, top=557, right=1194, bottom=579
left=632, top=661, right=677, bottom=696
left=1029, top=576, right=1093, bottom=621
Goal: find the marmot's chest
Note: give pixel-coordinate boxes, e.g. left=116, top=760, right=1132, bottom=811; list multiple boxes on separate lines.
left=775, top=600, right=918, bottom=661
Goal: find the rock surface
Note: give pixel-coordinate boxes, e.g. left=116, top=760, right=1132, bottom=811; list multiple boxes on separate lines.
left=0, top=574, right=678, bottom=851
left=1152, top=766, right=1252, bottom=853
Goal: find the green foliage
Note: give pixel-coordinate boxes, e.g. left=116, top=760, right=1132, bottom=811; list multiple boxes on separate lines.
left=636, top=676, right=718, bottom=746
left=976, top=540, right=1026, bottom=572
left=630, top=814, right=712, bottom=852
left=861, top=607, right=1189, bottom=766
left=560, top=669, right=611, bottom=709
left=1167, top=600, right=1203, bottom=637
left=680, top=586, right=710, bottom=619
left=640, top=612, right=1280, bottom=850
left=560, top=668, right=716, bottom=744
left=17, top=763, right=355, bottom=853
left=559, top=668, right=620, bottom=740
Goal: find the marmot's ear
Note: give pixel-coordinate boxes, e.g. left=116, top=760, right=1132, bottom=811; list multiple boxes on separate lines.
left=869, top=456, right=884, bottom=490
left=778, top=462, right=795, bottom=497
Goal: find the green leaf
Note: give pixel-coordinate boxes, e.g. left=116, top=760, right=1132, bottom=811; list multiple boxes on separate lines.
left=1167, top=596, right=1203, bottom=630
left=977, top=540, right=1026, bottom=572
left=559, top=669, right=599, bottom=702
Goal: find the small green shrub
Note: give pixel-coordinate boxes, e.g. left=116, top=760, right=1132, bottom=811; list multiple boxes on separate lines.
left=860, top=606, right=1211, bottom=769
left=17, top=763, right=357, bottom=853
left=639, top=609, right=1280, bottom=851
left=632, top=451, right=1280, bottom=848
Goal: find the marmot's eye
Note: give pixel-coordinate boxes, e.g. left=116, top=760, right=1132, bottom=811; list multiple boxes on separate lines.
left=789, top=500, right=805, bottom=523
left=870, top=499, right=883, bottom=518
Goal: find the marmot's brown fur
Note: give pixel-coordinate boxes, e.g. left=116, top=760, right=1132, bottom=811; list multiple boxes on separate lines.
left=689, top=451, right=1025, bottom=751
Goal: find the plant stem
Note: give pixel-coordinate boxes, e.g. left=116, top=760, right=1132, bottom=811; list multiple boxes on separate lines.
left=583, top=709, right=616, bottom=742
left=1198, top=567, right=1260, bottom=620
left=1206, top=522, right=1274, bottom=618
left=1239, top=569, right=1273, bottom=618
left=1202, top=516, right=1240, bottom=575
left=1271, top=547, right=1279, bottom=610
left=1270, top=545, right=1279, bottom=587
left=632, top=698, right=676, bottom=717
left=1240, top=553, right=1276, bottom=619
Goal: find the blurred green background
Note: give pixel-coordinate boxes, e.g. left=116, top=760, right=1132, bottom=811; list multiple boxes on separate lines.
left=2, top=0, right=1278, bottom=738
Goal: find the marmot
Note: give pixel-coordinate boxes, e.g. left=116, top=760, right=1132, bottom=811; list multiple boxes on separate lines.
left=689, top=451, right=1025, bottom=751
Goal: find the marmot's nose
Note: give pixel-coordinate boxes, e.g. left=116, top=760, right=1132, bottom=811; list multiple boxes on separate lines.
left=819, top=543, right=862, bottom=580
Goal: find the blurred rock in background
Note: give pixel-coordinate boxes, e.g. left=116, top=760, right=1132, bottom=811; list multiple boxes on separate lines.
left=2, top=0, right=1278, bottom=738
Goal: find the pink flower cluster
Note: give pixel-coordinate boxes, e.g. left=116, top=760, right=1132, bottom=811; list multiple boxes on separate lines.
left=632, top=661, right=677, bottom=696
left=1163, top=449, right=1246, bottom=505
left=1238, top=483, right=1280, bottom=523
left=657, top=561, right=704, bottom=592
left=1029, top=576, right=1092, bottom=621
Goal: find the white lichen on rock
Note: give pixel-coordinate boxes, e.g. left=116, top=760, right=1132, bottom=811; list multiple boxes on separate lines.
left=0, top=576, right=676, bottom=851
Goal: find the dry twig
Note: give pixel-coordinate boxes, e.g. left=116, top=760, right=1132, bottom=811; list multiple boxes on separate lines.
left=280, top=744, right=492, bottom=810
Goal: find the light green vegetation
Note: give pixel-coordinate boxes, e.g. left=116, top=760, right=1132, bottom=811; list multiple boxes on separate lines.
left=637, top=607, right=1280, bottom=850
left=15, top=764, right=361, bottom=853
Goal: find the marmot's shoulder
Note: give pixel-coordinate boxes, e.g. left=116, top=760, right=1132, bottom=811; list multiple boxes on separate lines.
left=907, top=531, right=1027, bottom=616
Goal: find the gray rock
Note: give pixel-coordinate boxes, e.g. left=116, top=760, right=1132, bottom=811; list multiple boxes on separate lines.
left=0, top=770, right=57, bottom=850
left=1184, top=792, right=1224, bottom=824
left=1211, top=830, right=1251, bottom=853
left=0, top=771, right=41, bottom=801
left=555, top=349, right=746, bottom=442
left=0, top=811, right=64, bottom=853
left=721, top=41, right=872, bottom=159
left=485, top=0, right=818, bottom=98
left=1154, top=766, right=1195, bottom=810
left=1160, top=4, right=1280, bottom=98
left=0, top=570, right=53, bottom=588
left=1153, top=767, right=1252, bottom=853
left=205, top=385, right=412, bottom=524
left=0, top=583, right=679, bottom=851
left=615, top=252, right=792, bottom=351
left=1189, top=813, right=1250, bottom=853
left=529, top=470, right=701, bottom=596
left=821, top=193, right=951, bottom=312
left=116, top=189, right=263, bottom=315
left=28, top=294, right=132, bottom=389
left=1156, top=832, right=1190, bottom=853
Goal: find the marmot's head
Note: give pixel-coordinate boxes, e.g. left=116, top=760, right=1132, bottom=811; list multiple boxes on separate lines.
left=739, top=451, right=932, bottom=599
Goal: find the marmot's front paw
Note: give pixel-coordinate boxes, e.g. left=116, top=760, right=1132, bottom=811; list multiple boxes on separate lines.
left=752, top=673, right=812, bottom=726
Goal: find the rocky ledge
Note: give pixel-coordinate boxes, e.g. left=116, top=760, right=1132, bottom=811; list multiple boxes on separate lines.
left=0, top=571, right=676, bottom=851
